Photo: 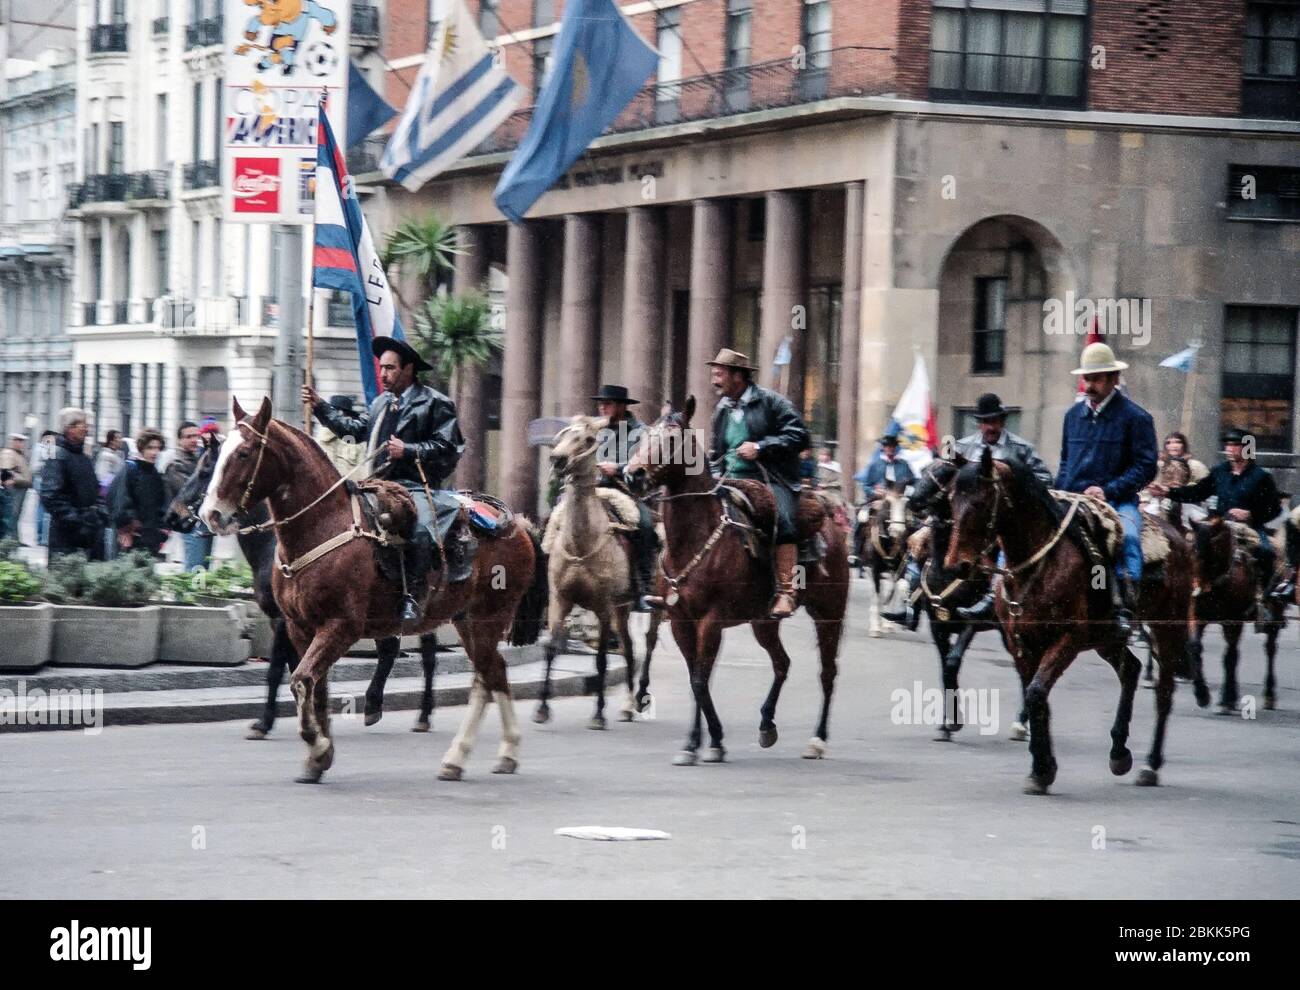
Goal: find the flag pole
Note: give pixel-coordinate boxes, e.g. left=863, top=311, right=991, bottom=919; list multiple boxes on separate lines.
left=1178, top=342, right=1202, bottom=438
left=303, top=87, right=326, bottom=431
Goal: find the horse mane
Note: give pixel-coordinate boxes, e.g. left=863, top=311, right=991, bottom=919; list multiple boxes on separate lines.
left=268, top=418, right=342, bottom=483
left=955, top=452, right=1064, bottom=528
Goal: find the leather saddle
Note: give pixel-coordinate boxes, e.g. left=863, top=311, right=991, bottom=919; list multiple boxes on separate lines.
left=718, top=479, right=829, bottom=564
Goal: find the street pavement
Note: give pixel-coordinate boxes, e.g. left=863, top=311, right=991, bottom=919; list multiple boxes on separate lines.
left=3, top=580, right=1298, bottom=899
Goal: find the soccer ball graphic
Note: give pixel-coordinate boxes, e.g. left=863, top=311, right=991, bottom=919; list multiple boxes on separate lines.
left=303, top=41, right=339, bottom=78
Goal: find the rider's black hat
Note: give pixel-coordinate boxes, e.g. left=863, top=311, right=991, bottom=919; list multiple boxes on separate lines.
left=972, top=393, right=1009, bottom=421
left=591, top=384, right=639, bottom=405
left=371, top=336, right=432, bottom=373
left=1221, top=427, right=1250, bottom=446
left=328, top=394, right=359, bottom=414
left=879, top=431, right=901, bottom=446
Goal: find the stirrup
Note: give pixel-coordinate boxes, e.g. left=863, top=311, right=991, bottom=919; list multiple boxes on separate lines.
left=956, top=593, right=996, bottom=622
left=401, top=595, right=420, bottom=624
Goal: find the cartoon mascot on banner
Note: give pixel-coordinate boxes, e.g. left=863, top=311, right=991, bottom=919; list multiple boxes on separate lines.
left=236, top=0, right=338, bottom=75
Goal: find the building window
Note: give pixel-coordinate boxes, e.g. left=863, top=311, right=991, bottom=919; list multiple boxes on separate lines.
left=973, top=276, right=1007, bottom=374
left=533, top=36, right=554, bottom=95
left=726, top=0, right=752, bottom=70
left=154, top=228, right=169, bottom=295
left=88, top=122, right=100, bottom=174
left=1243, top=1, right=1300, bottom=119
left=192, top=82, right=203, bottom=162
left=929, top=0, right=1088, bottom=109
left=478, top=0, right=499, bottom=40
left=532, top=0, right=553, bottom=27
left=1222, top=305, right=1297, bottom=452
left=108, top=122, right=124, bottom=175
left=197, top=366, right=228, bottom=423
left=191, top=219, right=201, bottom=298
left=804, top=283, right=842, bottom=443
left=656, top=9, right=683, bottom=122
left=1227, top=164, right=1300, bottom=220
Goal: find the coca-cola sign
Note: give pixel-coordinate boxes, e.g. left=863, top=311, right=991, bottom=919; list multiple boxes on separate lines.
left=232, top=158, right=280, bottom=213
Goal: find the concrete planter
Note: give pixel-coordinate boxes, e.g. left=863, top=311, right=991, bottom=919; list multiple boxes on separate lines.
left=49, top=604, right=161, bottom=668
left=0, top=602, right=54, bottom=672
left=159, top=604, right=251, bottom=666
left=247, top=613, right=276, bottom=659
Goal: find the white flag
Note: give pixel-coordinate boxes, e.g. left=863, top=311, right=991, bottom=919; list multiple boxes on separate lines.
left=381, top=0, right=522, bottom=192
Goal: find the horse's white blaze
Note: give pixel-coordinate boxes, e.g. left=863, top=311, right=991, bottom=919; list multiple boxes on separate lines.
left=198, top=429, right=245, bottom=534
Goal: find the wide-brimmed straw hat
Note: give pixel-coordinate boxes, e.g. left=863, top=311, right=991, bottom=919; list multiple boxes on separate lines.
left=1071, top=341, right=1128, bottom=376
left=706, top=348, right=759, bottom=372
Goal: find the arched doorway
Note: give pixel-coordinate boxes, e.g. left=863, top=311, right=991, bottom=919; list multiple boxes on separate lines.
left=935, top=215, right=1077, bottom=464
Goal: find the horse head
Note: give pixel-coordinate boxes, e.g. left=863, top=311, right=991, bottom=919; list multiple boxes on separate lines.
left=550, top=415, right=604, bottom=484
left=945, top=446, right=1008, bottom=571
left=909, top=454, right=964, bottom=516
left=1191, top=515, right=1234, bottom=589
left=200, top=396, right=280, bottom=535
left=625, top=395, right=705, bottom=492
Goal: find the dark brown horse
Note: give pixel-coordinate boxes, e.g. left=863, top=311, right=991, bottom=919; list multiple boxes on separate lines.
left=945, top=448, right=1200, bottom=794
left=1187, top=516, right=1285, bottom=713
left=624, top=398, right=850, bottom=764
left=200, top=397, right=544, bottom=784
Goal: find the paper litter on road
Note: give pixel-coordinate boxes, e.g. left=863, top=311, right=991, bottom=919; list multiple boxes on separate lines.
left=554, top=826, right=671, bottom=841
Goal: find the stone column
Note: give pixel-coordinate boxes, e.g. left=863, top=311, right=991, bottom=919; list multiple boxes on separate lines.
left=99, top=216, right=115, bottom=321
left=622, top=206, right=666, bottom=411
left=558, top=213, right=601, bottom=404
left=499, top=221, right=544, bottom=513
left=686, top=198, right=733, bottom=420
left=759, top=189, right=808, bottom=409
left=453, top=224, right=489, bottom=491
left=837, top=181, right=865, bottom=485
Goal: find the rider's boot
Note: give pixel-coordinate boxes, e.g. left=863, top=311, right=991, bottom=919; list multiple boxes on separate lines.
left=629, top=528, right=657, bottom=612
left=956, top=590, right=997, bottom=622
left=770, top=543, right=800, bottom=619
left=1114, top=574, right=1137, bottom=640
left=1271, top=567, right=1296, bottom=602
left=881, top=557, right=921, bottom=629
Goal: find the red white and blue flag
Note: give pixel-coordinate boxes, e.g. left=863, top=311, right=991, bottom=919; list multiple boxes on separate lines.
left=312, top=99, right=404, bottom=403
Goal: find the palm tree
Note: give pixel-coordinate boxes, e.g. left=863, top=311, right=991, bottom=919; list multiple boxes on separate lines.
left=380, top=214, right=461, bottom=318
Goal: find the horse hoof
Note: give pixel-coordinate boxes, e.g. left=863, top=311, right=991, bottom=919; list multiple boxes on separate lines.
left=492, top=757, right=518, bottom=775
left=1194, top=684, right=1212, bottom=709
left=587, top=715, right=607, bottom=731
left=1216, top=702, right=1238, bottom=716
left=618, top=710, right=635, bottom=722
left=364, top=710, right=382, bottom=727
left=437, top=763, right=464, bottom=781
left=701, top=746, right=727, bottom=763
left=933, top=729, right=953, bottom=742
left=1264, top=694, right=1276, bottom=711
left=411, top=718, right=430, bottom=733
left=802, top=738, right=827, bottom=760
left=1022, top=775, right=1050, bottom=795
left=1110, top=751, right=1134, bottom=776
left=1008, top=722, right=1028, bottom=742
left=1135, top=767, right=1159, bottom=787
left=296, top=760, right=326, bottom=784
left=532, top=705, right=551, bottom=725
left=672, top=750, right=698, bottom=767
left=868, top=628, right=882, bottom=639
left=1141, top=678, right=1156, bottom=690
left=245, top=726, right=268, bottom=741
left=758, top=726, right=778, bottom=749
left=636, top=693, right=653, bottom=714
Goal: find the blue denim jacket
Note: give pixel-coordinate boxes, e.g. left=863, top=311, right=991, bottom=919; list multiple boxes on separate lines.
left=1055, top=390, right=1158, bottom=505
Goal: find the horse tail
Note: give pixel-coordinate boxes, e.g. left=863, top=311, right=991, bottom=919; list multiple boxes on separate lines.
left=508, top=519, right=548, bottom=646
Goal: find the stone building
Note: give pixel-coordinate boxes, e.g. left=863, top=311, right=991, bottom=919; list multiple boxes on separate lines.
left=365, top=0, right=1300, bottom=509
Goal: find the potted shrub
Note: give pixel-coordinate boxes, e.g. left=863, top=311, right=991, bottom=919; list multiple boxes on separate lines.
left=45, top=552, right=163, bottom=668
left=155, top=563, right=252, bottom=666
left=0, top=557, right=53, bottom=672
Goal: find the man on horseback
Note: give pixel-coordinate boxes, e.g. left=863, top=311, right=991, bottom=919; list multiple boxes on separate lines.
left=592, top=384, right=660, bottom=611
left=883, top=392, right=1050, bottom=627
left=1056, top=342, right=1158, bottom=637
left=854, top=432, right=916, bottom=502
left=302, top=336, right=467, bottom=622
left=664, top=347, right=810, bottom=619
left=1151, top=427, right=1290, bottom=602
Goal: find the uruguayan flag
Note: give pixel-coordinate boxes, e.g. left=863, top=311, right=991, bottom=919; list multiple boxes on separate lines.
left=381, top=0, right=521, bottom=192
left=1159, top=344, right=1200, bottom=373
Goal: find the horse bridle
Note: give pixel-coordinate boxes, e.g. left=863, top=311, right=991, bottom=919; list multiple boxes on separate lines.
left=234, top=419, right=272, bottom=518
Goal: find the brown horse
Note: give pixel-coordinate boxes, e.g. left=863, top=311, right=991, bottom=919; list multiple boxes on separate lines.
left=624, top=398, right=850, bottom=764
left=1187, top=517, right=1285, bottom=713
left=945, top=448, right=1200, bottom=794
left=200, top=397, right=545, bottom=784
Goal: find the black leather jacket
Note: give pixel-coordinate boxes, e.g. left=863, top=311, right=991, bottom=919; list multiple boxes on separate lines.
left=40, top=436, right=106, bottom=554
left=709, top=385, right=810, bottom=491
left=313, top=383, right=464, bottom=487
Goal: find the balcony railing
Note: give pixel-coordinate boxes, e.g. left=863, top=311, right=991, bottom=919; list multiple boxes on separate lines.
left=353, top=4, right=380, bottom=40
left=183, top=159, right=220, bottom=190
left=89, top=23, right=129, bottom=55
left=127, top=170, right=170, bottom=202
left=113, top=301, right=129, bottom=325
left=474, top=45, right=894, bottom=155
left=68, top=171, right=171, bottom=209
left=186, top=16, right=223, bottom=50
left=153, top=16, right=169, bottom=35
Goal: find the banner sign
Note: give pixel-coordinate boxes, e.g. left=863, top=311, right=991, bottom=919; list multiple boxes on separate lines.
left=223, top=0, right=350, bottom=224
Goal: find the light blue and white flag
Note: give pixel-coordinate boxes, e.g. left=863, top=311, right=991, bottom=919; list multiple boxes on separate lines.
left=381, top=0, right=521, bottom=192
left=1159, top=344, right=1200, bottom=373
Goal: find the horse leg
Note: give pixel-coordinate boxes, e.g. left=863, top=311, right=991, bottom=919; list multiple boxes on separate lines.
left=804, top=615, right=843, bottom=758
left=247, top=617, right=294, bottom=740
left=438, top=675, right=490, bottom=781
left=868, top=568, right=883, bottom=638
left=1218, top=622, right=1243, bottom=714
left=749, top=619, right=791, bottom=750
left=670, top=616, right=704, bottom=766
left=1099, top=644, right=1140, bottom=776
left=1008, top=644, right=1032, bottom=742
left=588, top=609, right=610, bottom=731
left=635, top=609, right=660, bottom=713
left=287, top=622, right=352, bottom=784
left=1021, top=639, right=1074, bottom=795
left=474, top=621, right=522, bottom=775
left=413, top=633, right=438, bottom=732
left=1264, top=622, right=1279, bottom=710
left=938, top=624, right=977, bottom=739
left=1186, top=618, right=1211, bottom=709
left=534, top=593, right=568, bottom=724
left=693, top=620, right=727, bottom=763
left=614, top=606, right=639, bottom=723
left=364, top=635, right=400, bottom=727
left=1139, top=624, right=1185, bottom=786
